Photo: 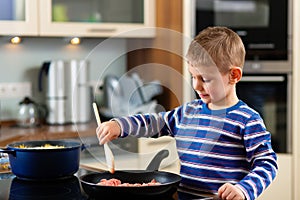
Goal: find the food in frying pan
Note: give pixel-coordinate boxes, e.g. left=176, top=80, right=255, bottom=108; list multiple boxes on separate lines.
left=97, top=178, right=161, bottom=186
left=16, top=144, right=65, bottom=149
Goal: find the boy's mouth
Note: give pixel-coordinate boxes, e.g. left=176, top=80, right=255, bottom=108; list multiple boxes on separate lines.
left=198, top=93, right=209, bottom=99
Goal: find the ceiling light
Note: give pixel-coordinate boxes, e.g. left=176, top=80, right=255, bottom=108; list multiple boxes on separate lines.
left=10, top=36, right=22, bottom=44
left=70, top=37, right=81, bottom=45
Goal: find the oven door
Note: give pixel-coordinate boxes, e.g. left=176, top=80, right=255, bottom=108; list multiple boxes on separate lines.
left=236, top=74, right=292, bottom=153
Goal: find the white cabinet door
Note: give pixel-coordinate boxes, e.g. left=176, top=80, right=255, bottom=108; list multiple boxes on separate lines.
left=257, top=154, right=292, bottom=200
left=39, top=0, right=155, bottom=38
left=0, top=0, right=38, bottom=36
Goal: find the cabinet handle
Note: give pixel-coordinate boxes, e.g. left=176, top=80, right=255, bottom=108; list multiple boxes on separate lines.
left=87, top=28, right=116, bottom=33
left=240, top=76, right=285, bottom=82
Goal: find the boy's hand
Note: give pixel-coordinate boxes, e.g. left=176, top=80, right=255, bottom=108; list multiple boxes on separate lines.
left=96, top=121, right=121, bottom=145
left=218, top=183, right=245, bottom=200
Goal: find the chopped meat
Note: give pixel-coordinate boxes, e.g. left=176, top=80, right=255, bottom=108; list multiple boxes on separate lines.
left=97, top=178, right=161, bottom=186
left=97, top=178, right=121, bottom=186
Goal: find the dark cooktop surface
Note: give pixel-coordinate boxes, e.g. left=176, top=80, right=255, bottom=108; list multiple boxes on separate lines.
left=0, top=173, right=86, bottom=200
left=0, top=169, right=213, bottom=200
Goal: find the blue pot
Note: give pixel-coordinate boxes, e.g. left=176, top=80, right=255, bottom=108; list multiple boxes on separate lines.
left=0, top=140, right=85, bottom=180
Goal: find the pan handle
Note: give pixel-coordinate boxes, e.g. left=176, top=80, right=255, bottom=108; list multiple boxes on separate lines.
left=146, top=149, right=169, bottom=171
left=0, top=148, right=16, bottom=156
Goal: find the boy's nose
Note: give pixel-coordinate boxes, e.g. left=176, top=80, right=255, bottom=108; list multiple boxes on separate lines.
left=193, top=79, right=204, bottom=91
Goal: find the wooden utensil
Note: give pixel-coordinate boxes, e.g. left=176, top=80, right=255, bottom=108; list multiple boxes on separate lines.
left=92, top=102, right=115, bottom=174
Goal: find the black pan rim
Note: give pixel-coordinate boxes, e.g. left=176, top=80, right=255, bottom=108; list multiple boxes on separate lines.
left=79, top=171, right=182, bottom=188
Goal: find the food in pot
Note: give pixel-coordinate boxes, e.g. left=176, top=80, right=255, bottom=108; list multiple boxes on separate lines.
left=16, top=144, right=65, bottom=149
left=97, top=178, right=161, bottom=186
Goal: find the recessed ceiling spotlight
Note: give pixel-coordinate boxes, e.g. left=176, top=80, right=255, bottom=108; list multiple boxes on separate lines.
left=10, top=36, right=22, bottom=44
left=70, top=37, right=81, bottom=45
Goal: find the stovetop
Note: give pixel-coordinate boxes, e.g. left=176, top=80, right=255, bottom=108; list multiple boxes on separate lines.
left=0, top=169, right=214, bottom=200
left=0, top=173, right=87, bottom=200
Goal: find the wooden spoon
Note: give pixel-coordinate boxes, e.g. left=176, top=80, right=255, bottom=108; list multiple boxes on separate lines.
left=92, top=102, right=115, bottom=174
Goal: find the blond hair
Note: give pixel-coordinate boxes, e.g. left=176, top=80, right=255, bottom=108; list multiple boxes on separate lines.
left=186, top=26, right=245, bottom=74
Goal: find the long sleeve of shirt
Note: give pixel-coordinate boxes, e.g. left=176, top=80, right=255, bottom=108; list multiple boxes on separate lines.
left=114, top=100, right=278, bottom=200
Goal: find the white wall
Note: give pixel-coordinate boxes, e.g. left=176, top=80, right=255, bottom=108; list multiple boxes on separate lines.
left=0, top=37, right=127, bottom=120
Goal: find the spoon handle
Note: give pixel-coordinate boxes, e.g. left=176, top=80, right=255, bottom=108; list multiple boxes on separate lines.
left=92, top=102, right=101, bottom=125
left=92, top=102, right=115, bottom=174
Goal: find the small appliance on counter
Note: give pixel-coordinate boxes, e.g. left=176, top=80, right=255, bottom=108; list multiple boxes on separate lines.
left=38, top=59, right=92, bottom=125
left=100, top=73, right=163, bottom=119
left=16, top=97, right=41, bottom=128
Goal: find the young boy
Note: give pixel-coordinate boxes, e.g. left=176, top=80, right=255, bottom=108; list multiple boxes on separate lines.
left=96, top=26, right=278, bottom=200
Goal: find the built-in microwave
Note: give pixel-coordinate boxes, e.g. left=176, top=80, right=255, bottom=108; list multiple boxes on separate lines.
left=193, top=0, right=292, bottom=72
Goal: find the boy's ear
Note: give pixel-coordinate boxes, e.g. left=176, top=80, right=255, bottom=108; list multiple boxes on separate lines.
left=229, top=67, right=242, bottom=84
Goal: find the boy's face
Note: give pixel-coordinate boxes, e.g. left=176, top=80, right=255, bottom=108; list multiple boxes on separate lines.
left=188, top=64, right=234, bottom=109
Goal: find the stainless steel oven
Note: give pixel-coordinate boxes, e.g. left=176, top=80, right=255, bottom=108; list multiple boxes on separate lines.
left=236, top=73, right=292, bottom=153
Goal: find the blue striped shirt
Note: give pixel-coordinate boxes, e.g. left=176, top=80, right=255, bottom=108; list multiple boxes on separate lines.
left=114, top=99, right=278, bottom=200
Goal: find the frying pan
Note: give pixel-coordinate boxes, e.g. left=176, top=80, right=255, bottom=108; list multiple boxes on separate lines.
left=80, top=149, right=181, bottom=198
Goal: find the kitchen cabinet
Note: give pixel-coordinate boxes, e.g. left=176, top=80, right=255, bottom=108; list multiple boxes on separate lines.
left=257, top=154, right=292, bottom=200
left=0, top=0, right=155, bottom=38
left=293, top=1, right=300, bottom=199
left=39, top=0, right=155, bottom=38
left=0, top=0, right=38, bottom=36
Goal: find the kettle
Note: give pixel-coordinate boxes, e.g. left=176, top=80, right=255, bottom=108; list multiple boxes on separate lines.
left=17, top=97, right=40, bottom=127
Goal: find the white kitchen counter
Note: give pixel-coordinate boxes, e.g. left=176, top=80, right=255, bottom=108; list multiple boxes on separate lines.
left=80, top=151, right=180, bottom=174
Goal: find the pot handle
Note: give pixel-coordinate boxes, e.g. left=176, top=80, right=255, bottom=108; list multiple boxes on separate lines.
left=0, top=148, right=16, bottom=156
left=145, top=149, right=169, bottom=171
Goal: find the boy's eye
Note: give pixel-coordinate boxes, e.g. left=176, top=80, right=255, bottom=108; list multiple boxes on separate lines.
left=191, top=75, right=211, bottom=83
left=201, top=78, right=211, bottom=83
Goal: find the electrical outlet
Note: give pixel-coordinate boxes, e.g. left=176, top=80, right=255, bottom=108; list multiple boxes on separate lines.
left=0, top=82, right=32, bottom=99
